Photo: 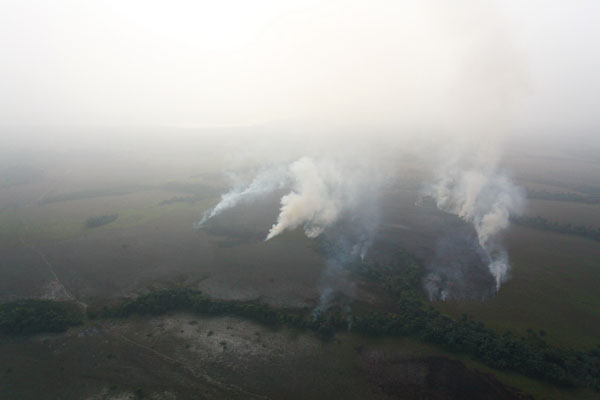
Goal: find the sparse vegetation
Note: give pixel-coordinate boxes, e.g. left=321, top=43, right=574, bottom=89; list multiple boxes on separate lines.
left=84, top=214, right=119, bottom=228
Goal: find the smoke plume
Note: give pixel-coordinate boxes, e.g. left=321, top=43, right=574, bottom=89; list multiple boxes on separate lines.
left=198, top=155, right=381, bottom=314
left=194, top=165, right=289, bottom=228
left=199, top=156, right=380, bottom=244
left=427, top=158, right=525, bottom=292
left=266, top=157, right=378, bottom=242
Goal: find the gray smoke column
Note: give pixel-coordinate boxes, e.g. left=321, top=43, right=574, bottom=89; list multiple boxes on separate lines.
left=428, top=158, right=525, bottom=290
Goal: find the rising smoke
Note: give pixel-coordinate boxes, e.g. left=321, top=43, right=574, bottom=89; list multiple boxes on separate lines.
left=426, top=154, right=525, bottom=296
left=198, top=155, right=381, bottom=314
left=197, top=142, right=526, bottom=308
left=192, top=0, right=530, bottom=306
left=194, top=164, right=290, bottom=228
left=198, top=156, right=380, bottom=246
left=197, top=137, right=526, bottom=305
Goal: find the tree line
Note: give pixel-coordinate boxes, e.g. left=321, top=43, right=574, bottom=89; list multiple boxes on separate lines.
left=2, top=288, right=599, bottom=391
left=84, top=285, right=598, bottom=391
left=2, top=245, right=599, bottom=392
left=0, top=299, right=83, bottom=335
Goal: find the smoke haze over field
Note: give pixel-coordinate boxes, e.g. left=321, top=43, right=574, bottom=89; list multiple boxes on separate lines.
left=425, top=153, right=525, bottom=297
left=1, top=0, right=599, bottom=302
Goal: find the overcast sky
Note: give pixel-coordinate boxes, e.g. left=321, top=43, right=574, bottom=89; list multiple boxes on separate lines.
left=0, top=0, right=598, bottom=140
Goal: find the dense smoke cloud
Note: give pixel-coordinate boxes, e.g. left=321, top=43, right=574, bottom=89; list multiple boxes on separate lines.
left=199, top=156, right=381, bottom=247
left=266, top=157, right=378, bottom=242
left=266, top=158, right=340, bottom=240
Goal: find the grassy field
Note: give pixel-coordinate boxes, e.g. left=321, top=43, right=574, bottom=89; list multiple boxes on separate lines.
left=1, top=149, right=599, bottom=399
left=524, top=199, right=600, bottom=227
left=2, top=311, right=596, bottom=400
left=0, top=313, right=569, bottom=400
left=425, top=151, right=600, bottom=349
left=433, top=221, right=600, bottom=348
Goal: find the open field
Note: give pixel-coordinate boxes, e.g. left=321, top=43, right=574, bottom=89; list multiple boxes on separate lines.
left=1, top=145, right=599, bottom=399
left=2, top=313, right=579, bottom=400
left=3, top=2, right=600, bottom=398
left=522, top=199, right=600, bottom=227
left=434, top=227, right=600, bottom=347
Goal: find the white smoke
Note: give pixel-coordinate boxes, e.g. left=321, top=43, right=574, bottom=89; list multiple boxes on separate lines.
left=199, top=156, right=379, bottom=244
left=266, top=157, right=367, bottom=241
left=197, top=155, right=381, bottom=315
left=428, top=159, right=525, bottom=290
left=194, top=164, right=289, bottom=228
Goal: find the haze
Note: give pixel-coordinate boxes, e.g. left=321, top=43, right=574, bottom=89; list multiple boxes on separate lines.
left=0, top=0, right=598, bottom=141
left=1, top=2, right=600, bottom=399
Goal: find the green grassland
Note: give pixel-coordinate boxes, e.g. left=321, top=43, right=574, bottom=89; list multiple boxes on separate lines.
left=433, top=226, right=600, bottom=348
left=0, top=189, right=219, bottom=244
